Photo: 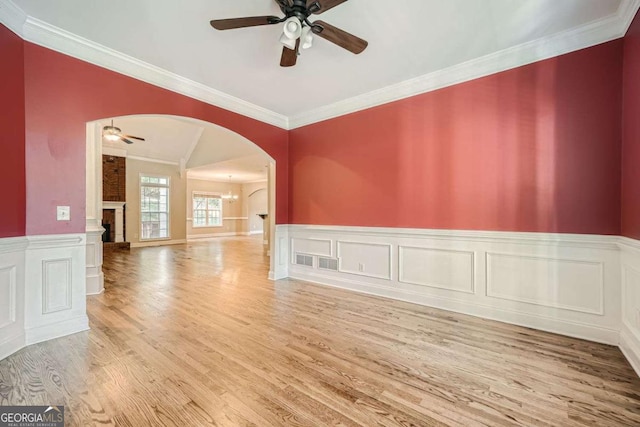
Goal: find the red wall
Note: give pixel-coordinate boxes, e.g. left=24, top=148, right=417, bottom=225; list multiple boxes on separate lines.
left=623, top=12, right=640, bottom=240
left=23, top=43, right=288, bottom=235
left=289, top=41, right=623, bottom=234
left=0, top=25, right=26, bottom=238
left=1, top=24, right=630, bottom=238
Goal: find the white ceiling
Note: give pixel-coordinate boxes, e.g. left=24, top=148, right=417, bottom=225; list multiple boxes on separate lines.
left=100, top=116, right=270, bottom=183
left=102, top=116, right=202, bottom=163
left=187, top=155, right=269, bottom=183
left=10, top=0, right=627, bottom=119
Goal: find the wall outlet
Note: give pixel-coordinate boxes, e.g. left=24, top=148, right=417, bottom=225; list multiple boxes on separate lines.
left=358, top=263, right=364, bottom=272
left=636, top=309, right=640, bottom=329
left=56, top=206, right=71, bottom=221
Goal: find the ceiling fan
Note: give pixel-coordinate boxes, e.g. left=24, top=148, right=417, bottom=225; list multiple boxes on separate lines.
left=210, top=0, right=368, bottom=67
left=102, top=121, right=145, bottom=145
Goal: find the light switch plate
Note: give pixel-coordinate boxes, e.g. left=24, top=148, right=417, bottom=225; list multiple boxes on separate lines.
left=57, top=206, right=70, bottom=221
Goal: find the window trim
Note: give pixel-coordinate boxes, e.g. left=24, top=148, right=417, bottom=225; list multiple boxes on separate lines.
left=139, top=173, right=171, bottom=241
left=192, top=191, right=224, bottom=229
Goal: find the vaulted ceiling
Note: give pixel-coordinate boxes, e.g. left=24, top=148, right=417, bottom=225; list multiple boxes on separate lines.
left=4, top=0, right=638, bottom=128
left=100, top=116, right=270, bottom=183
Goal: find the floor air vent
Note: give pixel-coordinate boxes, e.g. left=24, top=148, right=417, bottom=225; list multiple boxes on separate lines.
left=318, top=257, right=338, bottom=271
left=296, top=253, right=314, bottom=267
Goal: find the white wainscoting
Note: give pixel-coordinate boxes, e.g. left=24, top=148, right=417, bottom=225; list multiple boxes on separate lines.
left=24, top=234, right=89, bottom=345
left=0, top=233, right=90, bottom=361
left=620, top=237, right=640, bottom=377
left=0, top=237, right=27, bottom=360
left=85, top=226, right=104, bottom=295
left=270, top=225, right=289, bottom=281
left=287, top=225, right=622, bottom=345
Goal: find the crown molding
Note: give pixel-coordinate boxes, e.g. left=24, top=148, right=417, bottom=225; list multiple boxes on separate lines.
left=619, top=0, right=640, bottom=34
left=0, top=0, right=25, bottom=36
left=3, top=0, right=639, bottom=131
left=288, top=0, right=640, bottom=129
left=127, top=155, right=179, bottom=166
left=11, top=13, right=289, bottom=130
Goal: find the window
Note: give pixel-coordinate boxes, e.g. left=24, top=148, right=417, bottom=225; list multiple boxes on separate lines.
left=140, top=175, right=170, bottom=240
left=193, top=193, right=222, bottom=227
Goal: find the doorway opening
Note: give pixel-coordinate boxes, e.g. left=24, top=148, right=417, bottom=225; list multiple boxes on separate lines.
left=85, top=115, right=277, bottom=295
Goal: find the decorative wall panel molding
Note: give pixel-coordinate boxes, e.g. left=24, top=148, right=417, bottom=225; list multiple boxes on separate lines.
left=337, top=241, right=392, bottom=280
left=270, top=225, right=289, bottom=281
left=291, top=237, right=333, bottom=258
left=0, top=236, right=26, bottom=361
left=42, top=258, right=72, bottom=314
left=620, top=239, right=640, bottom=377
left=287, top=225, right=621, bottom=346
left=24, top=234, right=89, bottom=346
left=0, top=266, right=17, bottom=329
left=399, top=246, right=475, bottom=294
left=486, top=253, right=604, bottom=315
left=86, top=227, right=104, bottom=295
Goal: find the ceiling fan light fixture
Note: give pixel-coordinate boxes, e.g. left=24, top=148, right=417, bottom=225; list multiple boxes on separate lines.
left=103, top=125, right=122, bottom=141
left=209, top=0, right=367, bottom=66
left=282, top=16, right=302, bottom=40
left=279, top=32, right=297, bottom=50
left=300, top=26, right=313, bottom=50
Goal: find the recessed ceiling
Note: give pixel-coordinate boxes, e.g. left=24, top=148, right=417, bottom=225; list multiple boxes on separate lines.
left=7, top=0, right=630, bottom=120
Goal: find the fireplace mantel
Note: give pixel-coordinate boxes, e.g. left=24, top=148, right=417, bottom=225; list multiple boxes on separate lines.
left=103, top=201, right=125, bottom=243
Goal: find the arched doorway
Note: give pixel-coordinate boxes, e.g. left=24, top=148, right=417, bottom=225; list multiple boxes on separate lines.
left=85, top=115, right=277, bottom=295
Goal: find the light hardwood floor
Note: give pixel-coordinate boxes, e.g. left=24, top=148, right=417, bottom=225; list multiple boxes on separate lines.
left=1, top=236, right=640, bottom=426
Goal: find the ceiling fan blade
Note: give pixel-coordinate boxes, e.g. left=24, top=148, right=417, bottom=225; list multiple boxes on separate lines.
left=122, top=134, right=145, bottom=141
left=210, top=16, right=280, bottom=30
left=280, top=39, right=300, bottom=67
left=312, top=20, right=367, bottom=54
left=307, top=0, right=349, bottom=14
left=121, top=137, right=135, bottom=145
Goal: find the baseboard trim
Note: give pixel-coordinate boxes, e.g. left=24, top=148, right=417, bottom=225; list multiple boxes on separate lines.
left=86, top=272, right=104, bottom=295
left=269, top=269, right=289, bottom=281
left=187, top=232, right=251, bottom=240
left=0, top=333, right=25, bottom=361
left=24, top=315, right=89, bottom=346
left=620, top=321, right=640, bottom=378
left=130, top=239, right=187, bottom=248
left=289, top=268, right=619, bottom=346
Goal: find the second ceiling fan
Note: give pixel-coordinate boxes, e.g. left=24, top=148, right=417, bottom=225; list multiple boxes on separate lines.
left=103, top=121, right=145, bottom=145
left=210, top=0, right=368, bottom=67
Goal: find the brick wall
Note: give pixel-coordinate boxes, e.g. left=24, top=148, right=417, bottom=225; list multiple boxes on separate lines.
left=102, top=155, right=126, bottom=241
left=102, top=155, right=126, bottom=201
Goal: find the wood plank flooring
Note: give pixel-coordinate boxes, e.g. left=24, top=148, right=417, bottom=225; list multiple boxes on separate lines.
left=1, top=236, right=640, bottom=426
